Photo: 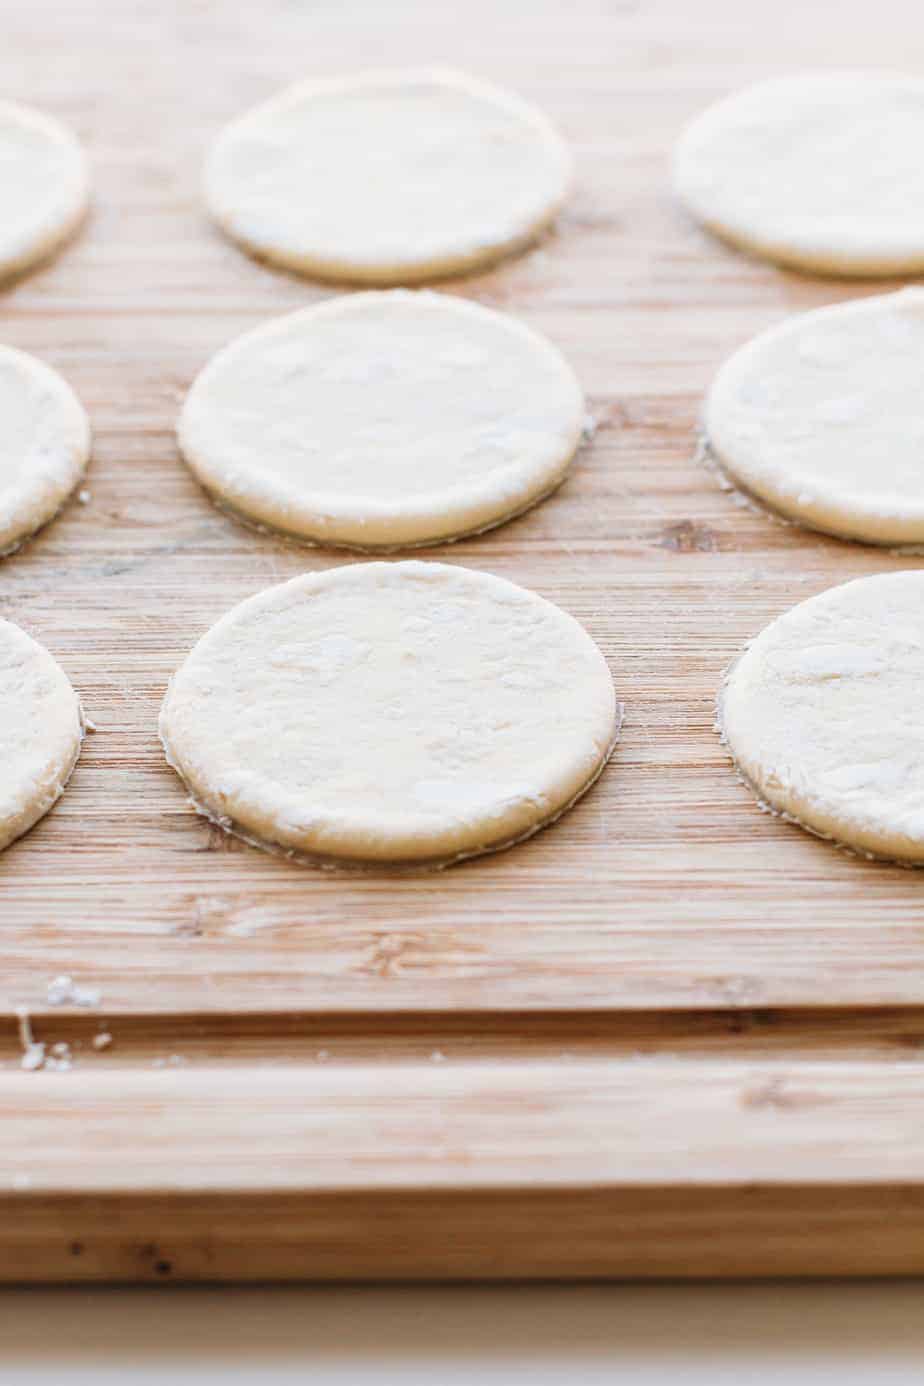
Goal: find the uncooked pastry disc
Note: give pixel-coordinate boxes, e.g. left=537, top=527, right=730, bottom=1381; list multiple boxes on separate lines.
left=179, top=290, right=585, bottom=549
left=705, top=289, right=924, bottom=546
left=160, top=561, right=618, bottom=865
left=0, top=100, right=88, bottom=280
left=205, top=68, right=572, bottom=283
left=0, top=619, right=84, bottom=852
left=0, top=345, right=90, bottom=555
left=720, top=571, right=924, bottom=863
left=674, top=72, right=924, bottom=276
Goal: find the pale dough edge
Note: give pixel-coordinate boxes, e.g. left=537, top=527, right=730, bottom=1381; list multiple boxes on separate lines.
left=673, top=201, right=924, bottom=279
left=159, top=701, right=623, bottom=871
left=0, top=346, right=92, bottom=555
left=208, top=206, right=564, bottom=287
left=700, top=432, right=924, bottom=550
left=0, top=640, right=86, bottom=854
left=716, top=645, right=924, bottom=868
left=0, top=715, right=85, bottom=853
left=0, top=100, right=90, bottom=283
left=194, top=466, right=576, bottom=554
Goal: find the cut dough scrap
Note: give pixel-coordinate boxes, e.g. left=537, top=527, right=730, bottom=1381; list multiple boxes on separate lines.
left=674, top=72, right=924, bottom=276
left=0, top=619, right=84, bottom=852
left=159, top=561, right=618, bottom=865
left=720, top=572, right=924, bottom=863
left=0, top=100, right=88, bottom=280
left=705, top=290, right=924, bottom=546
left=205, top=68, right=572, bottom=283
left=0, top=346, right=90, bottom=555
left=179, top=291, right=585, bottom=549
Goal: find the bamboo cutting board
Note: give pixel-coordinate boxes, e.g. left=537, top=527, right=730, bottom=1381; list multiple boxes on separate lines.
left=4, top=0, right=924, bottom=1281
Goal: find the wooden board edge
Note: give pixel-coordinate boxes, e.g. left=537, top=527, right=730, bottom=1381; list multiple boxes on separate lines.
left=4, top=1054, right=924, bottom=1279
left=5, top=1184, right=924, bottom=1282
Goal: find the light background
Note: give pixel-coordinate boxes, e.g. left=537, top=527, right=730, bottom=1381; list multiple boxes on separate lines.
left=3, top=1282, right=924, bottom=1382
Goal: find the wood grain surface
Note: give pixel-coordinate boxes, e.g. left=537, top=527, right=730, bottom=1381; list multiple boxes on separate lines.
left=2, top=0, right=924, bottom=1280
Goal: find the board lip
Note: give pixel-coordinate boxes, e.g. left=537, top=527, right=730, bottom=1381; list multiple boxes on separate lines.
left=7, top=1052, right=924, bottom=1196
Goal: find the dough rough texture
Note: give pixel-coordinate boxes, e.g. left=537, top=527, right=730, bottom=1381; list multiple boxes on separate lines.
left=0, top=619, right=84, bottom=852
left=205, top=68, right=572, bottom=283
left=706, top=290, right=924, bottom=546
left=160, top=561, right=617, bottom=865
left=674, top=72, right=924, bottom=276
left=179, top=291, right=585, bottom=549
left=720, top=572, right=924, bottom=864
left=0, top=100, right=88, bottom=280
left=0, top=345, right=90, bottom=555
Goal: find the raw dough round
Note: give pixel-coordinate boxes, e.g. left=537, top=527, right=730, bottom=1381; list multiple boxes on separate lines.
left=0, top=346, right=90, bottom=555
left=0, top=619, right=84, bottom=852
left=720, top=571, right=924, bottom=863
left=159, top=561, right=618, bottom=865
left=205, top=68, right=572, bottom=284
left=0, top=100, right=88, bottom=280
left=178, top=291, right=585, bottom=549
left=705, top=290, right=924, bottom=546
left=674, top=72, right=924, bottom=276
left=0, top=346, right=91, bottom=557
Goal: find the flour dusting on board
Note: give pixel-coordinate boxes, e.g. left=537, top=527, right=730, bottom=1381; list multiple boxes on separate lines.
left=46, top=975, right=102, bottom=1008
left=15, top=1007, right=45, bottom=1072
left=11, top=980, right=106, bottom=1072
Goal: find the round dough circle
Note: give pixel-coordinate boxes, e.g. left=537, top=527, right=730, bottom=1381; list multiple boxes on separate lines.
left=705, top=290, right=924, bottom=546
left=179, top=291, right=585, bottom=549
left=674, top=72, right=924, bottom=276
left=159, top=561, right=617, bottom=865
left=0, top=100, right=88, bottom=280
left=720, top=572, right=924, bottom=863
left=0, top=346, right=90, bottom=555
left=205, top=68, right=572, bottom=284
left=0, top=619, right=84, bottom=852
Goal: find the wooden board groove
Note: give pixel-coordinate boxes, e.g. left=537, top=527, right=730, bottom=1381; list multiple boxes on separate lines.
left=8, top=1006, right=924, bottom=1064
left=4, top=0, right=924, bottom=1279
